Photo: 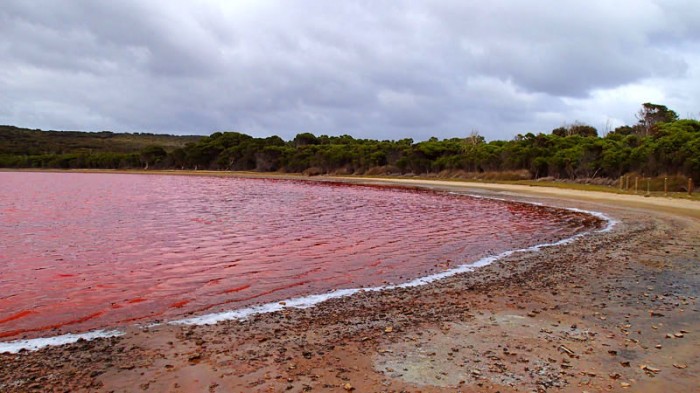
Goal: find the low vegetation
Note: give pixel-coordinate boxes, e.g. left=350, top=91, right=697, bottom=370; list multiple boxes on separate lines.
left=1, top=103, right=698, bottom=191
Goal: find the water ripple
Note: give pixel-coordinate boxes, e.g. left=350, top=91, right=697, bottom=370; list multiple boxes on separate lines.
left=0, top=172, right=600, bottom=340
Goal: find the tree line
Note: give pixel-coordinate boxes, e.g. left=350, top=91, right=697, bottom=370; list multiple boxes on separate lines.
left=1, top=103, right=698, bottom=184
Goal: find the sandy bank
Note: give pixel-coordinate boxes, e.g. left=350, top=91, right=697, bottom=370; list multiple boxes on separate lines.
left=328, top=176, right=700, bottom=219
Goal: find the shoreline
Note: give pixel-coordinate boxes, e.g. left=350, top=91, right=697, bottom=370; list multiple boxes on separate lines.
left=0, top=174, right=614, bottom=352
left=1, top=172, right=699, bottom=392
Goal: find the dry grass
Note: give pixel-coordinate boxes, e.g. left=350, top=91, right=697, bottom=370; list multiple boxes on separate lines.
left=502, top=180, right=700, bottom=201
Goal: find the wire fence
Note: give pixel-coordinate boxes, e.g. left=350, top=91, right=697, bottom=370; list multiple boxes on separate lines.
left=618, top=175, right=694, bottom=196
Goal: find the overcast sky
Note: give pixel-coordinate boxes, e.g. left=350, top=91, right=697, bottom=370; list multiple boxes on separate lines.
left=1, top=1, right=699, bottom=141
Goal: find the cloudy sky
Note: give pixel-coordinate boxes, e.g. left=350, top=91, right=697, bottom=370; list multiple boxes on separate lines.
left=1, top=1, right=699, bottom=141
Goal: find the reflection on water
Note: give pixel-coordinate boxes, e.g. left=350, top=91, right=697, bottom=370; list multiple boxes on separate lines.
left=0, top=172, right=598, bottom=340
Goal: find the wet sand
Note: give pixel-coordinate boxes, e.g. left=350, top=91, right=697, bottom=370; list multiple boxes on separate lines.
left=1, top=175, right=699, bottom=392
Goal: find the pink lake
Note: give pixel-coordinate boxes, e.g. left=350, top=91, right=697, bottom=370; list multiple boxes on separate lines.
left=0, top=172, right=600, bottom=340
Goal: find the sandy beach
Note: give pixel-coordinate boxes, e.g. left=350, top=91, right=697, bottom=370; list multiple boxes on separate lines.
left=1, top=174, right=699, bottom=392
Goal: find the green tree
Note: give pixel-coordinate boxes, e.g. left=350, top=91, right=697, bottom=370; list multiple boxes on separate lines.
left=293, top=132, right=319, bottom=147
left=139, top=145, right=167, bottom=169
left=636, top=103, right=679, bottom=136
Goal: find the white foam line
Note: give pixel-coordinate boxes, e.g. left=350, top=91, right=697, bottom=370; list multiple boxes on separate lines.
left=0, top=329, right=124, bottom=354
left=172, top=194, right=617, bottom=326
left=172, top=288, right=364, bottom=325
left=566, top=207, right=618, bottom=233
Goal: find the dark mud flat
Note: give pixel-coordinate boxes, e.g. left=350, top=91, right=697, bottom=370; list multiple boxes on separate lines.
left=1, top=183, right=699, bottom=392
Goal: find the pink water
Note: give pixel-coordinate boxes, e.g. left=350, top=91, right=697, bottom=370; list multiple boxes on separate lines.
left=0, top=172, right=599, bottom=340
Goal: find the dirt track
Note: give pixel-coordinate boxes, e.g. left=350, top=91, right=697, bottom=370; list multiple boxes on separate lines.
left=1, top=176, right=699, bottom=392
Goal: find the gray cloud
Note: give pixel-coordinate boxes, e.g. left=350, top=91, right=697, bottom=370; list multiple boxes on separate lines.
left=1, top=0, right=698, bottom=141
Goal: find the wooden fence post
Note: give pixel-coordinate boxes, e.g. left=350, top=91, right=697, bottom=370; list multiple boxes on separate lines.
left=646, top=178, right=650, bottom=196
left=664, top=177, right=668, bottom=196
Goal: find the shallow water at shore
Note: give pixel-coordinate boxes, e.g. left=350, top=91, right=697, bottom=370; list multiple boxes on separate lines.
left=0, top=172, right=600, bottom=341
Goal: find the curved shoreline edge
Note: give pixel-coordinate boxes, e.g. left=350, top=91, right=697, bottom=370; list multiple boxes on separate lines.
left=0, top=330, right=124, bottom=354
left=0, top=185, right=616, bottom=354
left=169, top=201, right=616, bottom=326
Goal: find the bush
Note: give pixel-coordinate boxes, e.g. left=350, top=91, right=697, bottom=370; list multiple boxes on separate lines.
left=302, top=167, right=324, bottom=176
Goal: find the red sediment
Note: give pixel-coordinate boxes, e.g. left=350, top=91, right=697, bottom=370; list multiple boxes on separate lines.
left=170, top=300, right=190, bottom=308
left=229, top=281, right=308, bottom=303
left=292, top=267, right=322, bottom=279
left=221, top=284, right=252, bottom=294
left=195, top=281, right=309, bottom=314
left=0, top=310, right=36, bottom=324
left=117, top=310, right=166, bottom=324
left=0, top=311, right=105, bottom=339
